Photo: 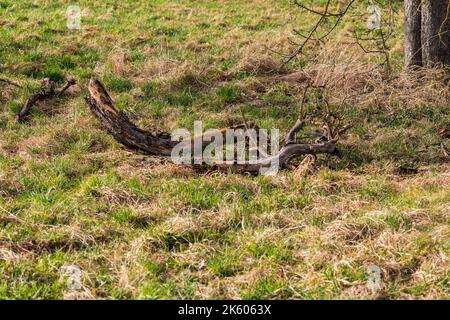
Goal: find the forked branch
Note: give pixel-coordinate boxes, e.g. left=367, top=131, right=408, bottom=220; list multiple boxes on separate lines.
left=86, top=78, right=346, bottom=174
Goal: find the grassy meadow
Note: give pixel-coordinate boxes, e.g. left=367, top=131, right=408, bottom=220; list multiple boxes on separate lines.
left=0, top=0, right=449, bottom=299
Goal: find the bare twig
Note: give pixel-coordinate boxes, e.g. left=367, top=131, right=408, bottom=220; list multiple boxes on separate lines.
left=0, top=77, right=21, bottom=88
left=284, top=82, right=311, bottom=145
left=57, top=76, right=77, bottom=97
left=86, top=78, right=345, bottom=174
left=239, top=105, right=269, bottom=158
left=284, top=0, right=396, bottom=70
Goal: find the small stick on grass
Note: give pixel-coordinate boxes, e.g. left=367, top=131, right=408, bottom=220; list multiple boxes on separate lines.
left=17, top=77, right=76, bottom=123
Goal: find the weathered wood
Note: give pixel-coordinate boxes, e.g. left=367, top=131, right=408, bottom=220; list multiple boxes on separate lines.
left=0, top=78, right=21, bottom=88
left=86, top=78, right=341, bottom=174
left=17, top=79, right=55, bottom=122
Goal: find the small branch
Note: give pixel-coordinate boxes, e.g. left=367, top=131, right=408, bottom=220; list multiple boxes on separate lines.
left=335, top=124, right=352, bottom=137
left=285, top=83, right=310, bottom=145
left=282, top=0, right=356, bottom=65
left=293, top=0, right=344, bottom=17
left=17, top=77, right=76, bottom=123
left=57, top=76, right=76, bottom=97
left=17, top=79, right=55, bottom=123
left=239, top=105, right=269, bottom=158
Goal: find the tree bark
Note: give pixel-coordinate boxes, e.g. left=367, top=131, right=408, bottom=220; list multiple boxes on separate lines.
left=404, top=0, right=423, bottom=68
left=86, top=79, right=178, bottom=156
left=421, top=0, right=450, bottom=67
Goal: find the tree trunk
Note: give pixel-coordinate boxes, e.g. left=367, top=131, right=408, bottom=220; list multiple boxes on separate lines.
left=404, top=0, right=422, bottom=68
left=421, top=0, right=450, bottom=67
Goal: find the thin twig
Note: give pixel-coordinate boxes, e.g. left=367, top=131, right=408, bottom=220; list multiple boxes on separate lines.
left=282, top=0, right=356, bottom=65
left=285, top=82, right=311, bottom=145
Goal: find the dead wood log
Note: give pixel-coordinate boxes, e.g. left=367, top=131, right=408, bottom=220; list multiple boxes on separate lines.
left=17, top=77, right=76, bottom=123
left=86, top=78, right=344, bottom=174
left=0, top=78, right=21, bottom=88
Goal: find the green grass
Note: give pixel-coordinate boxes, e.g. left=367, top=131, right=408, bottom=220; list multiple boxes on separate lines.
left=0, top=0, right=449, bottom=300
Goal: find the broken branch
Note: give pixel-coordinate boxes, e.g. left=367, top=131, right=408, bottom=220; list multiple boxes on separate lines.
left=86, top=78, right=344, bottom=174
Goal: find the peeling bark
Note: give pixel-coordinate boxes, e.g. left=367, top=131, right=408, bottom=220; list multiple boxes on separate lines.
left=86, top=79, right=177, bottom=155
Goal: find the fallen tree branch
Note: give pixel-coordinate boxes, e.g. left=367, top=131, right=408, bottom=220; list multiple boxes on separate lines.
left=86, top=78, right=344, bottom=174
left=0, top=77, right=22, bottom=88
left=17, top=77, right=76, bottom=123
left=280, top=0, right=356, bottom=65
left=284, top=83, right=310, bottom=145
left=58, top=77, right=77, bottom=96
